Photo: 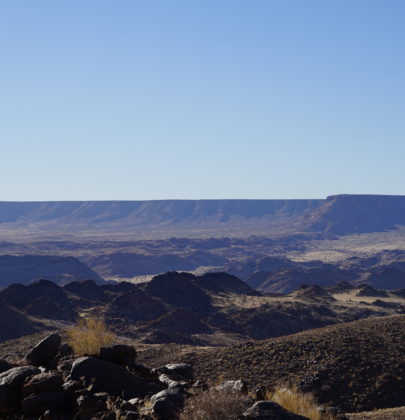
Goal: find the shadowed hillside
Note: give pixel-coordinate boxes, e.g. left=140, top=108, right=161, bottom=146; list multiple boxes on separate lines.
left=0, top=255, right=104, bottom=288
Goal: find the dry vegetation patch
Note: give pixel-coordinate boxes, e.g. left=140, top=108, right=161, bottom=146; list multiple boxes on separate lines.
left=67, top=317, right=115, bottom=355
left=179, top=388, right=252, bottom=420
left=268, top=385, right=337, bottom=420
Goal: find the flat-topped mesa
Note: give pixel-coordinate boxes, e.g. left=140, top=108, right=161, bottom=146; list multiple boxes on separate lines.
left=302, top=194, right=405, bottom=234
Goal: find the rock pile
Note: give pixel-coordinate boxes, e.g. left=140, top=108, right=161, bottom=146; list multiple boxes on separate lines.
left=0, top=334, right=312, bottom=419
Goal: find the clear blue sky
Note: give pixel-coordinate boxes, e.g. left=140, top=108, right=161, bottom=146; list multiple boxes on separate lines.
left=1, top=0, right=404, bottom=200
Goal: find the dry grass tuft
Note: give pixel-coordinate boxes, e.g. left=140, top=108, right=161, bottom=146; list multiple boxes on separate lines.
left=268, top=385, right=336, bottom=420
left=179, top=388, right=251, bottom=420
left=67, top=317, right=115, bottom=355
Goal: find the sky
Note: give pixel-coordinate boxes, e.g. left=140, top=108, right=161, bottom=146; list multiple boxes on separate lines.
left=0, top=0, right=404, bottom=200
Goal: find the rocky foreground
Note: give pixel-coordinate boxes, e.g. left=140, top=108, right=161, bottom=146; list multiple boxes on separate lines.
left=1, top=316, right=404, bottom=418
left=0, top=332, right=326, bottom=420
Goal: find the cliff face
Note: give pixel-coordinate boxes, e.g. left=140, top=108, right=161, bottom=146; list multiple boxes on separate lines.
left=302, top=194, right=405, bottom=234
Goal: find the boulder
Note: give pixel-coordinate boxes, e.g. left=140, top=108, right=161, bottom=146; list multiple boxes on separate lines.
left=165, top=363, right=194, bottom=381
left=152, top=397, right=177, bottom=420
left=0, top=366, right=40, bottom=411
left=71, top=357, right=144, bottom=399
left=158, top=374, right=184, bottom=389
left=62, top=379, right=85, bottom=392
left=99, top=344, right=136, bottom=366
left=152, top=363, right=194, bottom=382
left=22, top=390, right=69, bottom=416
left=0, top=359, right=13, bottom=374
left=76, top=393, right=107, bottom=419
left=25, top=333, right=61, bottom=366
left=150, top=388, right=185, bottom=408
left=215, top=379, right=247, bottom=393
left=241, top=401, right=309, bottom=419
left=22, top=372, right=63, bottom=396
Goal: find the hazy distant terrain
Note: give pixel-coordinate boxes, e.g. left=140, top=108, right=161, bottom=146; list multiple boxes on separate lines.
left=1, top=194, right=405, bottom=291
left=0, top=199, right=321, bottom=236
left=2, top=194, right=405, bottom=236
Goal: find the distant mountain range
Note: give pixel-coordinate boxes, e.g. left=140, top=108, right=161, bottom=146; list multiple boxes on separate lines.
left=1, top=194, right=405, bottom=235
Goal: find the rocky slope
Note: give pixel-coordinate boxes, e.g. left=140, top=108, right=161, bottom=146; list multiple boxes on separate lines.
left=1, top=317, right=404, bottom=419
left=180, top=315, right=405, bottom=413
left=0, top=332, right=327, bottom=420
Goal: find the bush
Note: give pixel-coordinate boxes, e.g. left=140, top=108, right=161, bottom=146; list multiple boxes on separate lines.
left=179, top=388, right=251, bottom=420
left=267, top=385, right=336, bottom=420
left=67, top=317, right=115, bottom=355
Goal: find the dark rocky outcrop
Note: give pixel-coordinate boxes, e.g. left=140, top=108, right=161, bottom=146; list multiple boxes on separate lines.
left=63, top=279, right=109, bottom=302
left=106, top=288, right=168, bottom=322
left=142, top=272, right=212, bottom=312
left=25, top=296, right=77, bottom=321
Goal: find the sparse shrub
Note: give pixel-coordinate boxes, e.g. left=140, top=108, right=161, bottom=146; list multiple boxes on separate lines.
left=179, top=388, right=251, bottom=420
left=267, top=385, right=337, bottom=420
left=67, top=317, right=115, bottom=355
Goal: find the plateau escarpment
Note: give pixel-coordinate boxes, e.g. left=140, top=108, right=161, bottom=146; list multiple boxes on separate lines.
left=2, top=195, right=405, bottom=236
